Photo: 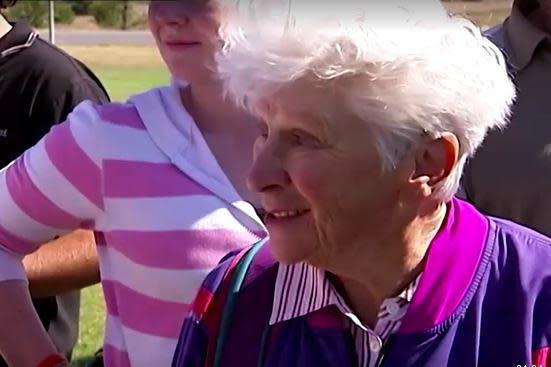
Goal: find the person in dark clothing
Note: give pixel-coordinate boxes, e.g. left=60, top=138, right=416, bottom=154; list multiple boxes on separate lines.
left=461, top=0, right=551, bottom=237
left=0, top=0, right=108, bottom=363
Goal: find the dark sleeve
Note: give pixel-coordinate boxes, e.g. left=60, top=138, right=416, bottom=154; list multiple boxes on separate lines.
left=49, top=77, right=110, bottom=124
left=171, top=313, right=209, bottom=367
left=29, top=77, right=109, bottom=145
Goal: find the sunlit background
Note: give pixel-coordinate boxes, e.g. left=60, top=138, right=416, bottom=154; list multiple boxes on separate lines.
left=3, top=0, right=514, bottom=365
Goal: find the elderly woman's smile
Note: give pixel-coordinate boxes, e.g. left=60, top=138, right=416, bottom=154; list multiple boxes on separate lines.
left=269, top=210, right=309, bottom=219
left=247, top=84, right=414, bottom=273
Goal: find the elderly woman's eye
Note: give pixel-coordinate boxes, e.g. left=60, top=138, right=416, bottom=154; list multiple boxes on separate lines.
left=256, top=123, right=268, bottom=139
left=291, top=132, right=303, bottom=145
left=290, top=130, right=320, bottom=147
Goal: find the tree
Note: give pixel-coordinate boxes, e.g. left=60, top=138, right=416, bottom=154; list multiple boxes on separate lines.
left=89, top=0, right=136, bottom=29
left=6, top=0, right=75, bottom=27
left=122, top=0, right=129, bottom=30
left=68, top=0, right=93, bottom=15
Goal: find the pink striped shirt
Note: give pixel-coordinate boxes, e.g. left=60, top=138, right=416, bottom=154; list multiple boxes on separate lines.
left=0, top=85, right=266, bottom=367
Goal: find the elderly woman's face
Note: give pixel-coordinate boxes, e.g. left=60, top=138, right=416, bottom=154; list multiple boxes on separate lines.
left=248, top=82, right=407, bottom=267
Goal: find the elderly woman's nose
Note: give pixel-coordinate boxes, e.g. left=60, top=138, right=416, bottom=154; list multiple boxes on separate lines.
left=247, top=148, right=290, bottom=193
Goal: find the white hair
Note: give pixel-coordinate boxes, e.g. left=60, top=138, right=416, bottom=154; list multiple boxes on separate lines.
left=217, top=0, right=516, bottom=201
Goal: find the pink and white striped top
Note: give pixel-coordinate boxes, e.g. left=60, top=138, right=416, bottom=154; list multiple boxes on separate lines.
left=0, top=85, right=266, bottom=367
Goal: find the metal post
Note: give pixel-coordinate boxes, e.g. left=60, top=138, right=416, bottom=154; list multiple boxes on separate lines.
left=48, top=0, right=55, bottom=44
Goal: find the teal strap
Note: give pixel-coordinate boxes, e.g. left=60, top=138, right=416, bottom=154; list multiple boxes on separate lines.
left=213, top=239, right=266, bottom=367
left=257, top=324, right=271, bottom=367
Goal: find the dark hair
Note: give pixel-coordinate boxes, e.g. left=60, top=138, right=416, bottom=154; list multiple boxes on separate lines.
left=0, top=0, right=17, bottom=9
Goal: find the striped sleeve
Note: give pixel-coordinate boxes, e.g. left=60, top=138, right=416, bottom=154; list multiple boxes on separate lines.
left=0, top=101, right=105, bottom=280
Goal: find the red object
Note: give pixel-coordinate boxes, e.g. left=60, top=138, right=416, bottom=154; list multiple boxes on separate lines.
left=36, top=354, right=67, bottom=367
left=533, top=347, right=551, bottom=367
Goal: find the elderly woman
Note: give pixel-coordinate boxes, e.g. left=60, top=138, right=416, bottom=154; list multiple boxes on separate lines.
left=172, top=1, right=551, bottom=366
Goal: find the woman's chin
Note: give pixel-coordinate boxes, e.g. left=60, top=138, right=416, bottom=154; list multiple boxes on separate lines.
left=268, top=235, right=312, bottom=265
left=167, top=60, right=214, bottom=84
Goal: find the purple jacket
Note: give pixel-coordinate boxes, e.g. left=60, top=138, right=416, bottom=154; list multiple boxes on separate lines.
left=172, top=198, right=551, bottom=366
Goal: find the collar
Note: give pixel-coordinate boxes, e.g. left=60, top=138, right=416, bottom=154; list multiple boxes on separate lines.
left=129, top=85, right=266, bottom=233
left=269, top=261, right=421, bottom=330
left=0, top=21, right=38, bottom=59
left=504, top=5, right=549, bottom=71
left=268, top=198, right=490, bottom=333
left=400, top=198, right=489, bottom=333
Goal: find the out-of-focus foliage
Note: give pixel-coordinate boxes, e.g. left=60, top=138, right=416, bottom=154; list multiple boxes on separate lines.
left=54, top=1, right=75, bottom=24
left=68, top=0, right=93, bottom=15
left=4, top=0, right=146, bottom=29
left=88, top=1, right=144, bottom=29
left=5, top=1, right=47, bottom=27
left=89, top=1, right=125, bottom=27
left=5, top=0, right=75, bottom=26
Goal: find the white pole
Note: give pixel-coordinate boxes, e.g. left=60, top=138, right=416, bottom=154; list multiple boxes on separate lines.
left=48, top=0, right=55, bottom=44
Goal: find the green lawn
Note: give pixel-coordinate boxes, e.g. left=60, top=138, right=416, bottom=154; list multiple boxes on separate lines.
left=71, top=63, right=169, bottom=366
left=73, top=285, right=105, bottom=365
left=95, top=66, right=170, bottom=102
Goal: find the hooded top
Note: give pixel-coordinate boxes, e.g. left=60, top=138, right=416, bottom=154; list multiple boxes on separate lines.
left=0, top=84, right=266, bottom=367
left=0, top=20, right=109, bottom=360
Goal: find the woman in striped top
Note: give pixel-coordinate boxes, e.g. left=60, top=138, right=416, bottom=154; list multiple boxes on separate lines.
left=0, top=1, right=265, bottom=367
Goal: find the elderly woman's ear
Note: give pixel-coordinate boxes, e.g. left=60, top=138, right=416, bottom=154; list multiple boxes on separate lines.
left=410, top=132, right=460, bottom=196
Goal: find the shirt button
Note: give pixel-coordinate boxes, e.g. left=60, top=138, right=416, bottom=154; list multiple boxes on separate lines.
left=387, top=302, right=400, bottom=315
left=369, top=336, right=382, bottom=352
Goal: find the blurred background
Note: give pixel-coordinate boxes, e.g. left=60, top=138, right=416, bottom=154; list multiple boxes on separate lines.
left=3, top=0, right=514, bottom=365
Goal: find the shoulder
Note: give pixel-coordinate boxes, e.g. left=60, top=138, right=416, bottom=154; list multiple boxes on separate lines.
left=487, top=217, right=551, bottom=295
left=476, top=218, right=551, bottom=345
left=89, top=87, right=172, bottom=131
left=483, top=23, right=507, bottom=50
left=20, top=38, right=89, bottom=79
left=60, top=101, right=148, bottom=158
left=95, top=102, right=146, bottom=131
left=192, top=240, right=278, bottom=319
left=50, top=100, right=146, bottom=153
left=489, top=216, right=551, bottom=256
left=16, top=38, right=107, bottom=101
left=64, top=100, right=143, bottom=128
left=242, top=240, right=279, bottom=288
left=490, top=219, right=551, bottom=347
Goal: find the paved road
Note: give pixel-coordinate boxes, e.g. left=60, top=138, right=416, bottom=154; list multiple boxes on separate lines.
left=40, top=26, right=492, bottom=46
left=39, top=30, right=155, bottom=46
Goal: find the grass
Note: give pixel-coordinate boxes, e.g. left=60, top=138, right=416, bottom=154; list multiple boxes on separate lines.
left=60, top=45, right=169, bottom=366
left=94, top=66, right=169, bottom=101
left=62, top=46, right=165, bottom=68
left=442, top=0, right=512, bottom=27
left=62, top=45, right=169, bottom=102
left=72, top=285, right=105, bottom=366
